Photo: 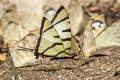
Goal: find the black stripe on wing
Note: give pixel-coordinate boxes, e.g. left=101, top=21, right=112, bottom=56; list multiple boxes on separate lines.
left=42, top=43, right=63, bottom=55
left=65, top=47, right=71, bottom=50
left=51, top=6, right=65, bottom=23
left=62, top=28, right=71, bottom=32
left=62, top=38, right=71, bottom=41
left=34, top=17, right=46, bottom=59
left=54, top=50, right=70, bottom=58
left=54, top=35, right=60, bottom=38
left=43, top=25, right=53, bottom=33
left=44, top=16, right=69, bottom=33
left=40, top=43, right=71, bottom=57
left=51, top=6, right=70, bottom=26
left=53, top=16, right=69, bottom=26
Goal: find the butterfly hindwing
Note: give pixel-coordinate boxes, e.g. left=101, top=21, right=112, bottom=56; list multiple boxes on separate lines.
left=51, top=6, right=71, bottom=54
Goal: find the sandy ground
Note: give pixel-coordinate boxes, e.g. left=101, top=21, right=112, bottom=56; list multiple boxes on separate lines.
left=0, top=48, right=120, bottom=80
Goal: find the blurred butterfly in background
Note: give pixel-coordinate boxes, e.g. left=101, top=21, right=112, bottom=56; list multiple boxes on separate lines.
left=90, top=13, right=120, bottom=50
left=95, top=21, right=120, bottom=50
left=91, top=14, right=107, bottom=38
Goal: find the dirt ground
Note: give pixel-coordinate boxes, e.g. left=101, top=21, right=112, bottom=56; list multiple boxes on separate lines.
left=0, top=48, right=120, bottom=80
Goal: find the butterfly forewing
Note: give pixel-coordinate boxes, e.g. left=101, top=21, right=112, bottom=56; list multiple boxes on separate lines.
left=37, top=17, right=69, bottom=58
left=51, top=6, right=71, bottom=54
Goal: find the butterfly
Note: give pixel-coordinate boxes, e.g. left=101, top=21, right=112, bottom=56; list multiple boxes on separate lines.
left=7, top=6, right=80, bottom=67
left=30, top=6, right=80, bottom=59
left=90, top=14, right=107, bottom=38
left=90, top=14, right=120, bottom=50
left=95, top=21, right=120, bottom=50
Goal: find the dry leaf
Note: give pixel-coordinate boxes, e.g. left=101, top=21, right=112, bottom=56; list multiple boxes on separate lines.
left=76, top=14, right=105, bottom=58
left=7, top=29, right=42, bottom=67
left=0, top=53, right=6, bottom=61
left=69, top=2, right=89, bottom=36
left=0, top=5, right=42, bottom=44
left=96, top=21, right=120, bottom=50
left=82, top=19, right=96, bottom=58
